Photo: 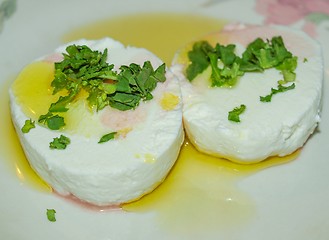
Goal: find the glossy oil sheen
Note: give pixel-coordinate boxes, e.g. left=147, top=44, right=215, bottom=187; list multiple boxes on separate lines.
left=0, top=79, right=51, bottom=192
left=11, top=62, right=98, bottom=136
left=123, top=141, right=299, bottom=233
left=11, top=61, right=58, bottom=120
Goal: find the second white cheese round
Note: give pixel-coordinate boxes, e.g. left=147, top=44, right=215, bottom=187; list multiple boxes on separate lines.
left=171, top=25, right=323, bottom=163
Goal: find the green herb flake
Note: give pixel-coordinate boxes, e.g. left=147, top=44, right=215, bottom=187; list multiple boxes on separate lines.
left=260, top=83, right=296, bottom=102
left=276, top=56, right=298, bottom=85
left=186, top=41, right=213, bottom=81
left=38, top=113, right=65, bottom=130
left=21, top=119, right=35, bottom=133
left=46, top=209, right=56, bottom=222
left=98, top=132, right=117, bottom=143
left=49, top=135, right=71, bottom=150
left=46, top=115, right=65, bottom=130
left=228, top=104, right=246, bottom=123
left=244, top=36, right=292, bottom=70
left=186, top=36, right=298, bottom=90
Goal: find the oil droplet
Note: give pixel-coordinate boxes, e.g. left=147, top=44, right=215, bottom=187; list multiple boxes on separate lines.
left=160, top=92, right=179, bottom=111
left=144, top=153, right=156, bottom=164
left=0, top=79, right=51, bottom=192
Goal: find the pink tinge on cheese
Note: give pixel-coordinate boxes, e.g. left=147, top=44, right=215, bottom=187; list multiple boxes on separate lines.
left=203, top=23, right=318, bottom=59
left=100, top=105, right=147, bottom=131
left=43, top=53, right=64, bottom=63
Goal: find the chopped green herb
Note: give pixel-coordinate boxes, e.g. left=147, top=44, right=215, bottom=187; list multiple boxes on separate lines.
left=209, top=52, right=244, bottom=87
left=98, top=132, right=117, bottom=143
left=46, top=115, right=65, bottom=130
left=38, top=113, right=65, bottom=130
left=54, top=45, right=165, bottom=111
left=228, top=104, right=246, bottom=122
left=241, top=36, right=292, bottom=70
left=186, top=41, right=244, bottom=87
left=303, top=58, right=308, bottom=63
left=186, top=36, right=297, bottom=89
left=46, top=209, right=56, bottom=222
left=186, top=41, right=213, bottom=81
left=40, top=44, right=166, bottom=131
left=260, top=83, right=296, bottom=102
left=21, top=119, right=35, bottom=133
left=276, top=56, right=298, bottom=85
left=49, top=135, right=70, bottom=149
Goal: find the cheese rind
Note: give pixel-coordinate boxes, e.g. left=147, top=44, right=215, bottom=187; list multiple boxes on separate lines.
left=171, top=25, right=323, bottom=163
left=10, top=38, right=184, bottom=206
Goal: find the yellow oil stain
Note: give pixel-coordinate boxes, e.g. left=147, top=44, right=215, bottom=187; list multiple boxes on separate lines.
left=123, top=140, right=299, bottom=233
left=144, top=153, right=156, bottom=164
left=160, top=92, right=179, bottom=111
left=11, top=61, right=58, bottom=120
left=11, top=61, right=103, bottom=136
left=0, top=78, right=51, bottom=192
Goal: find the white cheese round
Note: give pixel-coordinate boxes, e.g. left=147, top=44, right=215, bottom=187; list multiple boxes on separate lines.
left=10, top=38, right=184, bottom=206
left=171, top=25, right=323, bottom=163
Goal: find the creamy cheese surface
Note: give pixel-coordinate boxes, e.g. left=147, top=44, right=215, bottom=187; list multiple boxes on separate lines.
left=171, top=25, right=323, bottom=163
left=10, top=38, right=184, bottom=206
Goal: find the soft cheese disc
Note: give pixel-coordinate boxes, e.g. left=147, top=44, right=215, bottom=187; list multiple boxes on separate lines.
left=171, top=24, right=323, bottom=163
left=10, top=38, right=184, bottom=206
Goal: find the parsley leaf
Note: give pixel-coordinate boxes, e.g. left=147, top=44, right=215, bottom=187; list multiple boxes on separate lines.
left=49, top=135, right=71, bottom=149
left=46, top=115, right=65, bottom=130
left=186, top=41, right=213, bottom=81
left=209, top=51, right=243, bottom=87
left=38, top=113, right=65, bottom=130
left=260, top=83, right=296, bottom=102
left=98, top=132, right=117, bottom=143
left=152, top=62, right=166, bottom=82
left=46, top=209, right=56, bottom=222
left=21, top=119, right=35, bottom=133
left=215, top=43, right=237, bottom=65
left=228, top=104, right=246, bottom=122
left=108, top=92, right=141, bottom=111
left=276, top=56, right=298, bottom=84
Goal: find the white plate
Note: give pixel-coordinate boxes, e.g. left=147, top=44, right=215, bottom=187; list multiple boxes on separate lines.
left=1, top=0, right=329, bottom=239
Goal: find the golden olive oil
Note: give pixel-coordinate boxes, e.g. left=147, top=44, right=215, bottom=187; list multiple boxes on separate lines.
left=123, top=140, right=299, bottom=232
left=0, top=78, right=51, bottom=192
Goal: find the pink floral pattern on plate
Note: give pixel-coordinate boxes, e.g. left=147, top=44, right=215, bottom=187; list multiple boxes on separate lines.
left=256, top=0, right=329, bottom=37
